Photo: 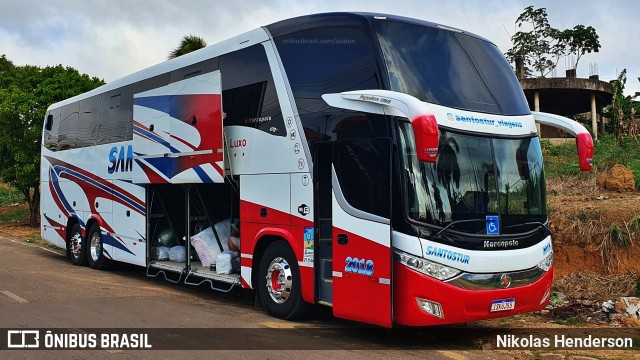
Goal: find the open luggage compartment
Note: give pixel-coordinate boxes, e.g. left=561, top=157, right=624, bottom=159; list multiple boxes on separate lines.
left=146, top=182, right=241, bottom=290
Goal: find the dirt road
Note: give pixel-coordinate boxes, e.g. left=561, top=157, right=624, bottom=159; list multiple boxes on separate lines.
left=0, top=232, right=528, bottom=360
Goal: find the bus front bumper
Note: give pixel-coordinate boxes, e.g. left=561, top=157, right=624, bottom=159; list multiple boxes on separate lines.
left=392, top=261, right=553, bottom=326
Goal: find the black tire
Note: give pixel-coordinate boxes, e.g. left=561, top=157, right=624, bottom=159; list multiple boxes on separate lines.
left=87, top=222, right=111, bottom=270
left=67, top=223, right=87, bottom=266
left=258, top=240, right=309, bottom=320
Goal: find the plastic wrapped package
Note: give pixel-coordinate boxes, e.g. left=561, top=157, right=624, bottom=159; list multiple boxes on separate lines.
left=189, top=219, right=231, bottom=267
left=150, top=246, right=170, bottom=260
left=169, top=245, right=186, bottom=262
left=216, top=250, right=239, bottom=275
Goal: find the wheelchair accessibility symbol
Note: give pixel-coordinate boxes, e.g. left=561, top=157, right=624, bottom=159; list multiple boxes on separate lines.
left=486, top=216, right=499, bottom=235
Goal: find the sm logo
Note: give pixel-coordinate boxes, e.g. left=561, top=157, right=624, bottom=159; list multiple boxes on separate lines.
left=108, top=145, right=133, bottom=174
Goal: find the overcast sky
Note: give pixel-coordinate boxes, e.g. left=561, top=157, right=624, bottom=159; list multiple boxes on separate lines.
left=1, top=0, right=638, bottom=96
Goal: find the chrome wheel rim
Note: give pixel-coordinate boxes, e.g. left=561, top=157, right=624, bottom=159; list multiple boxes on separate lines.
left=90, top=231, right=101, bottom=261
left=70, top=232, right=82, bottom=259
left=265, top=257, right=292, bottom=304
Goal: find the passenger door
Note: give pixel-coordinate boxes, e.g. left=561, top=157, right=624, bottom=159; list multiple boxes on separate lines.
left=331, top=138, right=392, bottom=327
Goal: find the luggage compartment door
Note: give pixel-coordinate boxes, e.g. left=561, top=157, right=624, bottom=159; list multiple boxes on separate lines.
left=132, top=71, right=224, bottom=184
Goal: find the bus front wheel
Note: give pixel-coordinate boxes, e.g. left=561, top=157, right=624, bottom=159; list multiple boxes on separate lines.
left=258, top=240, right=309, bottom=320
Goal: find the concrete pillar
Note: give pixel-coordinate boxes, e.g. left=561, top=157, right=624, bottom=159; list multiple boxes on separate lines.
left=591, top=94, right=598, bottom=141
left=534, top=91, right=541, bottom=136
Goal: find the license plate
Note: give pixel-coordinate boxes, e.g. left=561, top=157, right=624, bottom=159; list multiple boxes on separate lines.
left=490, top=298, right=515, bottom=312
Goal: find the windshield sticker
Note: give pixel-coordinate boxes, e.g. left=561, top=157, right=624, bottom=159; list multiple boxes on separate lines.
left=486, top=215, right=499, bottom=235
left=447, top=113, right=523, bottom=129
left=425, top=246, right=470, bottom=265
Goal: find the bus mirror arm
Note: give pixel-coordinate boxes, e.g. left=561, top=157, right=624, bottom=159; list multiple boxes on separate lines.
left=322, top=90, right=439, bottom=163
left=531, top=111, right=594, bottom=171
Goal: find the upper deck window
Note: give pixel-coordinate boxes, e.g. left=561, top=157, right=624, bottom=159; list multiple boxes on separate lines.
left=373, top=21, right=530, bottom=116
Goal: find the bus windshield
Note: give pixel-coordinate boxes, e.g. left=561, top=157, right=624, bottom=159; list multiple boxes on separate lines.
left=374, top=20, right=530, bottom=116
left=397, top=122, right=546, bottom=235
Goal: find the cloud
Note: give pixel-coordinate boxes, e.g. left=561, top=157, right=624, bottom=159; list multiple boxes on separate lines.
left=1, top=0, right=638, bottom=96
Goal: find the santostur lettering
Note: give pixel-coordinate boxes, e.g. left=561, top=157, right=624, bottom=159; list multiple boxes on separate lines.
left=425, top=246, right=470, bottom=264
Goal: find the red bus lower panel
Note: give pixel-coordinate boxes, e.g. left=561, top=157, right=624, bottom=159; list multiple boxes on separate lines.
left=393, top=261, right=553, bottom=326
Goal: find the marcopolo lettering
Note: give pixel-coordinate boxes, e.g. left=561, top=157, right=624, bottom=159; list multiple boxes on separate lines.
left=484, top=240, right=519, bottom=248
left=425, top=246, right=470, bottom=265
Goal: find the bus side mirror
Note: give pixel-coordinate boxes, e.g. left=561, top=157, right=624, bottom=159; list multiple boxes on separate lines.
left=321, top=90, right=441, bottom=163
left=532, top=111, right=594, bottom=172
left=411, top=114, right=439, bottom=163
left=576, top=132, right=594, bottom=171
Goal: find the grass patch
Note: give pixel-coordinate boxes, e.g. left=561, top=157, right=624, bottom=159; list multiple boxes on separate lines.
left=554, top=316, right=586, bottom=326
left=0, top=207, right=29, bottom=222
left=0, top=183, right=23, bottom=207
left=609, top=223, right=630, bottom=247
left=543, top=134, right=640, bottom=181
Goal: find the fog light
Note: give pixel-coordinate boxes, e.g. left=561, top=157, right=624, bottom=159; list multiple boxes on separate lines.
left=416, top=298, right=444, bottom=319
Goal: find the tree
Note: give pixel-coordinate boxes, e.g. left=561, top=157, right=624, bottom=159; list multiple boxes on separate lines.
left=604, top=69, right=640, bottom=141
left=0, top=56, right=104, bottom=226
left=506, top=6, right=600, bottom=78
left=560, top=24, right=601, bottom=70
left=506, top=6, right=564, bottom=78
left=168, top=35, right=207, bottom=59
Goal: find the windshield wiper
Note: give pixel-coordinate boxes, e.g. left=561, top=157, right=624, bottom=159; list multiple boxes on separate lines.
left=502, top=222, right=551, bottom=236
left=432, top=218, right=488, bottom=241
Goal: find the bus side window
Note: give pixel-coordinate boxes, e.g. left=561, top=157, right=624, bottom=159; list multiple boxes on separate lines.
left=57, top=103, right=79, bottom=151
left=44, top=108, right=61, bottom=151
left=98, top=86, right=133, bottom=145
left=273, top=26, right=384, bottom=149
left=219, top=45, right=284, bottom=137
left=77, top=95, right=100, bottom=148
left=169, top=58, right=218, bottom=83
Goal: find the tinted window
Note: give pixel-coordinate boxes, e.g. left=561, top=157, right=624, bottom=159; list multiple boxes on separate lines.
left=77, top=95, right=100, bottom=148
left=171, top=58, right=218, bottom=82
left=220, top=45, right=284, bottom=136
left=98, top=86, right=133, bottom=144
left=58, top=103, right=78, bottom=150
left=333, top=138, right=391, bottom=218
left=43, top=108, right=61, bottom=151
left=133, top=73, right=171, bottom=94
left=274, top=26, right=385, bottom=150
left=374, top=21, right=530, bottom=115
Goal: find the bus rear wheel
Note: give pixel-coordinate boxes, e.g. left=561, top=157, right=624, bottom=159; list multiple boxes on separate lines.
left=87, top=223, right=111, bottom=270
left=258, top=240, right=309, bottom=320
left=67, top=223, right=87, bottom=266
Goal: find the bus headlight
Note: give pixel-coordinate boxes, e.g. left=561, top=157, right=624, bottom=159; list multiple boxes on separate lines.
left=537, top=252, right=553, bottom=272
left=395, top=250, right=461, bottom=280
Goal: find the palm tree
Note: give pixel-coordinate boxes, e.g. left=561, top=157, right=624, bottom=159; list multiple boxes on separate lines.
left=168, top=35, right=207, bottom=59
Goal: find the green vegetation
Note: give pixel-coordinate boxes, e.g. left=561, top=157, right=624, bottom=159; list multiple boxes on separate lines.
left=543, top=134, right=640, bottom=183
left=168, top=35, right=207, bottom=59
left=505, top=6, right=600, bottom=77
left=608, top=223, right=629, bottom=247
left=0, top=183, right=23, bottom=206
left=0, top=55, right=104, bottom=226
left=554, top=316, right=586, bottom=326
left=0, top=207, right=28, bottom=222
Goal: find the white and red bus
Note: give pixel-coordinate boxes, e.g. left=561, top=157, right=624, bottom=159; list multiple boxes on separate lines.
left=40, top=13, right=593, bottom=327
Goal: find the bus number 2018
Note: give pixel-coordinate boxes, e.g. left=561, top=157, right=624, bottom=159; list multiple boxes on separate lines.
left=345, top=257, right=374, bottom=276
